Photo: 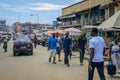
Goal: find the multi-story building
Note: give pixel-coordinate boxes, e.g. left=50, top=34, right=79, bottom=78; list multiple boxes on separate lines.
left=101, top=0, right=120, bottom=19
left=57, top=0, right=120, bottom=29
left=0, top=20, right=6, bottom=31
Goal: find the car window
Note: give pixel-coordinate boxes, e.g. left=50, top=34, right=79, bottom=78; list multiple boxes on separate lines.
left=16, top=35, right=31, bottom=42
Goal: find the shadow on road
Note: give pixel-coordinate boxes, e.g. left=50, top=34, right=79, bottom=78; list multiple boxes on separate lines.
left=108, top=75, right=120, bottom=79
left=10, top=54, right=33, bottom=57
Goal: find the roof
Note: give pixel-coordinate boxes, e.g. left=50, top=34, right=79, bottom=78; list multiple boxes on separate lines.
left=62, top=0, right=85, bottom=10
left=98, top=10, right=120, bottom=29
left=62, top=0, right=100, bottom=16
left=58, top=5, right=99, bottom=20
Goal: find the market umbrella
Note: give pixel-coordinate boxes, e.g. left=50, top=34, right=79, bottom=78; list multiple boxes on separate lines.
left=64, top=28, right=82, bottom=35
left=98, top=10, right=120, bottom=29
left=45, top=31, right=53, bottom=34
left=52, top=30, right=64, bottom=36
left=44, top=31, right=53, bottom=37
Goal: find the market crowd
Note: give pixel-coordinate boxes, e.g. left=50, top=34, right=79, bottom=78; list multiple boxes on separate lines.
left=47, top=28, right=120, bottom=80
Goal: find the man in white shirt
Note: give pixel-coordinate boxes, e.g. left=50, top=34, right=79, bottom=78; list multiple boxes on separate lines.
left=88, top=28, right=106, bottom=80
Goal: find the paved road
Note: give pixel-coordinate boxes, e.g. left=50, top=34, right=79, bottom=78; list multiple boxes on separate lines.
left=0, top=41, right=120, bottom=80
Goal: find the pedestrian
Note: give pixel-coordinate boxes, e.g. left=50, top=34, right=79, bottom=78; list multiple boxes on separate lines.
left=88, top=28, right=106, bottom=80
left=33, top=35, right=38, bottom=48
left=56, top=33, right=62, bottom=62
left=48, top=33, right=58, bottom=64
left=78, top=33, right=87, bottom=65
left=0, top=35, right=2, bottom=45
left=3, top=37, right=8, bottom=52
left=109, top=35, right=120, bottom=73
left=42, top=33, right=46, bottom=46
left=62, top=32, right=72, bottom=67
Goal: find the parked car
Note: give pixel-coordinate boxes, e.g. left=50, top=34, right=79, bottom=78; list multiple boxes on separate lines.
left=13, top=35, right=33, bottom=56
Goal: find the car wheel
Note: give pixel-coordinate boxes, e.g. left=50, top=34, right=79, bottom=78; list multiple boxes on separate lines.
left=13, top=51, right=17, bottom=56
left=29, top=51, right=33, bottom=55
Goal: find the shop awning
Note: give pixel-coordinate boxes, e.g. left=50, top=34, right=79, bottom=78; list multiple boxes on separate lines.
left=81, top=25, right=97, bottom=30
left=98, top=10, right=120, bottom=29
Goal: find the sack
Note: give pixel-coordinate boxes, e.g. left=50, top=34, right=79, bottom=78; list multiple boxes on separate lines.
left=106, top=64, right=116, bottom=76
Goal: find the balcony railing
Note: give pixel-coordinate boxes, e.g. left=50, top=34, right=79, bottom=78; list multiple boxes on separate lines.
left=58, top=15, right=105, bottom=28
left=91, top=16, right=105, bottom=24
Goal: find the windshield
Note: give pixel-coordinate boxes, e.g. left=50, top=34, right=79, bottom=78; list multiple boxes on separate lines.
left=16, top=35, right=31, bottom=42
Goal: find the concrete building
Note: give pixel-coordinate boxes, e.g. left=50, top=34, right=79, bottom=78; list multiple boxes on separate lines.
left=57, top=0, right=120, bottom=29
left=101, top=0, right=120, bottom=19
left=0, top=20, right=6, bottom=31
left=12, top=22, right=54, bottom=34
left=39, top=24, right=54, bottom=32
left=53, top=21, right=58, bottom=29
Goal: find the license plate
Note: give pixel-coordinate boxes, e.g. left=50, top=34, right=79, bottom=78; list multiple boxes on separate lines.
left=21, top=46, right=26, bottom=48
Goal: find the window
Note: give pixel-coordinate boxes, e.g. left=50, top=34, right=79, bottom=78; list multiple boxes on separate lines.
left=109, top=4, right=115, bottom=17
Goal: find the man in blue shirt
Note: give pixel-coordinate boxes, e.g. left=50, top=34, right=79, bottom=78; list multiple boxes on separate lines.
left=48, top=33, right=58, bottom=64
left=62, top=32, right=72, bottom=67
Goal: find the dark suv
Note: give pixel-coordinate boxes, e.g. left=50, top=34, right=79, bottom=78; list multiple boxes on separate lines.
left=13, top=35, right=33, bottom=56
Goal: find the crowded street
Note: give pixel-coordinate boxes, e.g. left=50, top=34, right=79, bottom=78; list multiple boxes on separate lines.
left=1, top=0, right=120, bottom=80
left=0, top=40, right=119, bottom=80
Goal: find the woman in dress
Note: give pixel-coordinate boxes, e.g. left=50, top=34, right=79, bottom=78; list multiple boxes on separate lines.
left=109, top=35, right=120, bottom=73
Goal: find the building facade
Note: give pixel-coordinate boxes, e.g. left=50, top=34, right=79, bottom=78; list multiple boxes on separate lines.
left=102, top=0, right=120, bottom=19
left=12, top=22, right=54, bottom=34
left=57, top=0, right=120, bottom=29
left=0, top=20, right=6, bottom=31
